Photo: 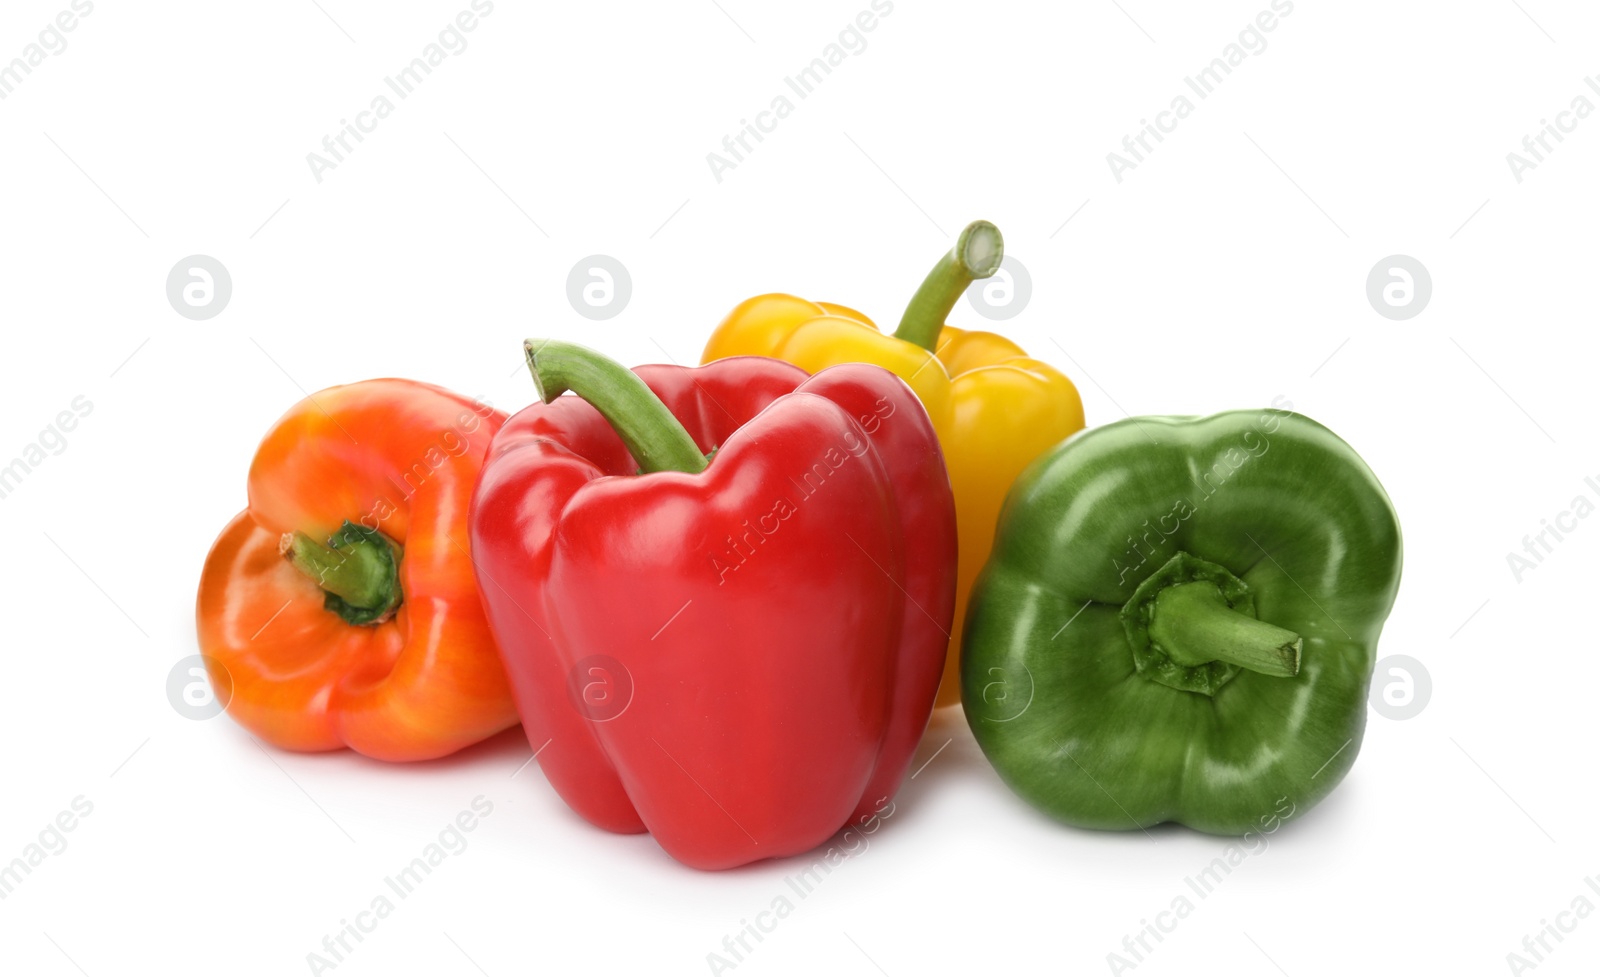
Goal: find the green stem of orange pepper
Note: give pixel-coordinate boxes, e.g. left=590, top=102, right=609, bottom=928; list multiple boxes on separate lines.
left=280, top=521, right=403, bottom=625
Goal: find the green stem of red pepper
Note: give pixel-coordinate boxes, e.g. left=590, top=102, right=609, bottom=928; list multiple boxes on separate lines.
left=1148, top=581, right=1302, bottom=678
left=523, top=339, right=709, bottom=475
left=891, top=220, right=1005, bottom=352
left=280, top=521, right=403, bottom=625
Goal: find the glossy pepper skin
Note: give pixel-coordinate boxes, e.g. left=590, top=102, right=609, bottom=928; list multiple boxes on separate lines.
left=470, top=342, right=955, bottom=870
left=702, top=221, right=1084, bottom=707
left=962, top=407, right=1402, bottom=833
left=196, top=379, right=519, bottom=762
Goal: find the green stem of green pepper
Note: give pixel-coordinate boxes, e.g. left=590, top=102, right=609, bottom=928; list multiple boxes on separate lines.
left=523, top=339, right=709, bottom=475
left=891, top=220, right=1005, bottom=352
left=280, top=521, right=403, bottom=625
left=1147, top=582, right=1302, bottom=678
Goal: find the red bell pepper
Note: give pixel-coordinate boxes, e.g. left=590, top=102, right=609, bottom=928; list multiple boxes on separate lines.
left=469, top=341, right=956, bottom=869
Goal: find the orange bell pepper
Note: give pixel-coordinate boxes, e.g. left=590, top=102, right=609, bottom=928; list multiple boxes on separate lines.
left=702, top=222, right=1086, bottom=706
left=195, top=379, right=518, bottom=761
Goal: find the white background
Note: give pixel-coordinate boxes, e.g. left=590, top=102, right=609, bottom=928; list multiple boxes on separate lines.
left=1, top=1, right=1595, bottom=974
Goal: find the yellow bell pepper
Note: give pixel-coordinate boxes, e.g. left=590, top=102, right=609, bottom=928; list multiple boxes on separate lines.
left=701, top=221, right=1085, bottom=706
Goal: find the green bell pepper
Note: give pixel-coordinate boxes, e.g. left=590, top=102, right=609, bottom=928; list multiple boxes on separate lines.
left=961, top=406, right=1402, bottom=833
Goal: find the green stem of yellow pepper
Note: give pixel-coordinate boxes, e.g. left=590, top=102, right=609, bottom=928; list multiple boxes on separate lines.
left=892, top=220, right=1005, bottom=352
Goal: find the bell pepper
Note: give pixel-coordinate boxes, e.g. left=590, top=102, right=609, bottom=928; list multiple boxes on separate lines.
left=961, top=407, right=1402, bottom=832
left=196, top=379, right=519, bottom=761
left=470, top=341, right=955, bottom=869
left=702, top=221, right=1084, bottom=707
